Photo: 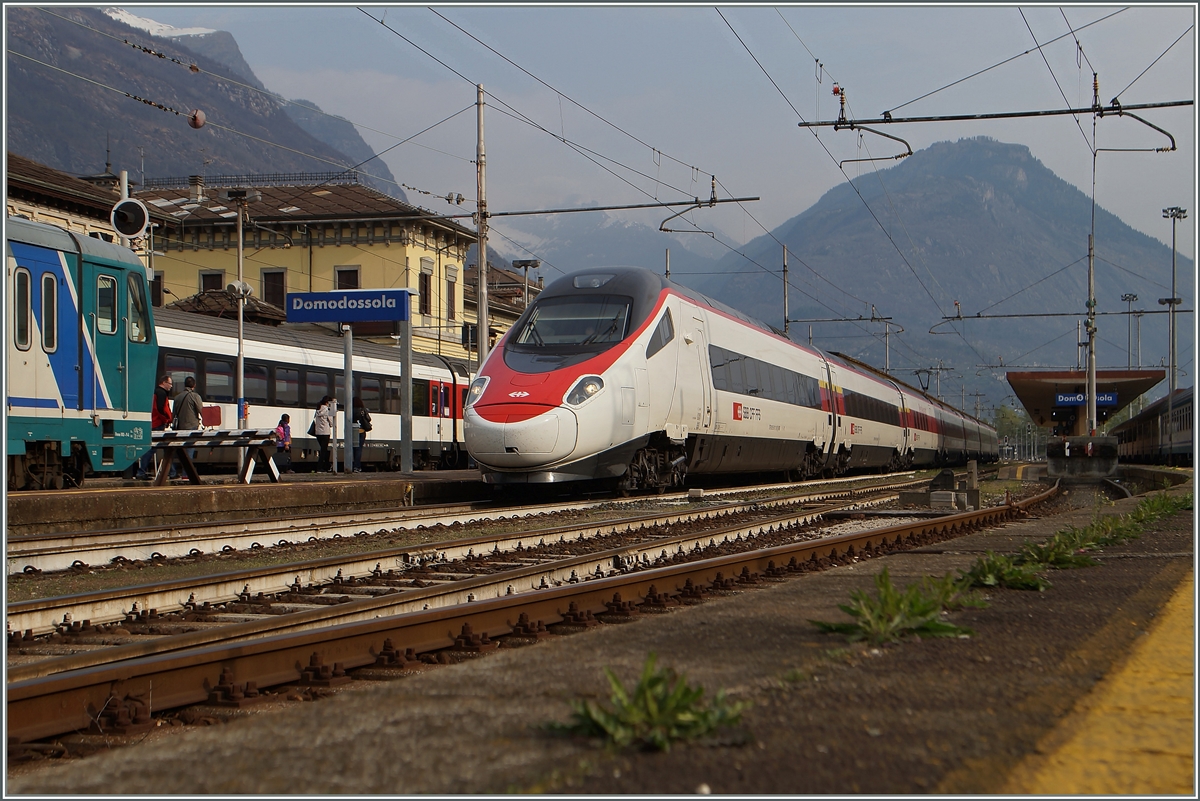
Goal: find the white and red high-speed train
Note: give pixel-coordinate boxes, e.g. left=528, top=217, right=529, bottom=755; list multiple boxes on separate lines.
left=464, top=267, right=997, bottom=491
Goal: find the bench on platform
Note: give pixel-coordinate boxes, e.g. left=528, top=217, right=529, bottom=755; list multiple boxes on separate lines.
left=150, top=429, right=280, bottom=486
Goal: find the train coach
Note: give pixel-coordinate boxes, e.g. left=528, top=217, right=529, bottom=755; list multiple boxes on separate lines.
left=154, top=308, right=471, bottom=471
left=1112, top=387, right=1193, bottom=465
left=6, top=216, right=158, bottom=489
left=464, top=266, right=996, bottom=492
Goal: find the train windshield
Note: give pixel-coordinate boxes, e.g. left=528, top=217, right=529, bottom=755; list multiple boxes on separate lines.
left=512, top=295, right=632, bottom=348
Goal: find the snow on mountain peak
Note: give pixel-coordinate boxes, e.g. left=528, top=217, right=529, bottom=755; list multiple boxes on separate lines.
left=103, top=7, right=216, bottom=38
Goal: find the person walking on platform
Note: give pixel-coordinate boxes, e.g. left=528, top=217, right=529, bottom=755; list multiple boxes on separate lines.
left=313, top=396, right=336, bottom=472
left=352, top=398, right=372, bottom=472
left=276, top=414, right=293, bottom=473
left=138, top=375, right=175, bottom=480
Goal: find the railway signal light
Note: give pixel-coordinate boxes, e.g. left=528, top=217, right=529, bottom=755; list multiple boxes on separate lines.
left=110, top=198, right=149, bottom=239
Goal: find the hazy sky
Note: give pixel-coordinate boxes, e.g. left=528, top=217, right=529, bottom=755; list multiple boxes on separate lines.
left=136, top=3, right=1196, bottom=263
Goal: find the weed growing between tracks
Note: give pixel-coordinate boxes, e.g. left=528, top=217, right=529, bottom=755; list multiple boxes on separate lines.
left=549, top=653, right=749, bottom=752
left=809, top=568, right=983, bottom=645
left=962, top=491, right=1194, bottom=591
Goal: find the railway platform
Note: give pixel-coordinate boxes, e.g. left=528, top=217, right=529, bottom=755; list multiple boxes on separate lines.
left=7, top=478, right=1192, bottom=794
left=5, top=470, right=489, bottom=537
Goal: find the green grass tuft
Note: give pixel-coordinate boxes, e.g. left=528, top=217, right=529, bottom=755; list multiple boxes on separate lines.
left=962, top=551, right=1051, bottom=591
left=809, top=567, right=977, bottom=645
left=549, top=653, right=749, bottom=752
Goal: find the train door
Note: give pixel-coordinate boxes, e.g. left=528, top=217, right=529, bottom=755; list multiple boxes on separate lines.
left=82, top=261, right=125, bottom=416
left=691, top=316, right=712, bottom=432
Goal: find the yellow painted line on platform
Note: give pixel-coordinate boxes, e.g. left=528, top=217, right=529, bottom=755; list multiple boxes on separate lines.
left=1001, top=571, right=1195, bottom=795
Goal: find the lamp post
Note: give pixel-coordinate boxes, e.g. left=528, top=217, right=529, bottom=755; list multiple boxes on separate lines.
left=1161, top=206, right=1187, bottom=465
left=222, top=189, right=262, bottom=435
left=1121, top=293, right=1137, bottom=369
left=512, top=259, right=540, bottom=308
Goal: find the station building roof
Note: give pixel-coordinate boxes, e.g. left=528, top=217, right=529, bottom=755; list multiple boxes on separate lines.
left=1006, top=369, right=1166, bottom=430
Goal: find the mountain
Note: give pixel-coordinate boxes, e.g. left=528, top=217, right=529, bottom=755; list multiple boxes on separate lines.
left=280, top=99, right=399, bottom=196
left=7, top=7, right=399, bottom=197
left=687, top=137, right=1192, bottom=410
left=479, top=211, right=722, bottom=287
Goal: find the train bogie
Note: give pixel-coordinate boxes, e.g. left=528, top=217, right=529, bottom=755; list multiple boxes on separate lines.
left=7, top=217, right=158, bottom=489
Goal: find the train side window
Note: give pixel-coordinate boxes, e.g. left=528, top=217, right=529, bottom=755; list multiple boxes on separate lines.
left=440, top=384, right=451, bottom=417
left=304, top=371, right=330, bottom=407
left=97, top=275, right=117, bottom=334
left=383, top=379, right=402, bottom=415
left=334, top=373, right=345, bottom=406
left=645, top=309, right=675, bottom=359
left=412, top=381, right=430, bottom=417
left=127, top=272, right=150, bottom=342
left=165, top=354, right=198, bottom=391
left=360, top=377, right=382, bottom=412
left=246, top=364, right=269, bottom=404
left=41, top=273, right=57, bottom=352
left=275, top=368, right=300, bottom=406
left=205, top=358, right=235, bottom=402
left=14, top=268, right=31, bottom=350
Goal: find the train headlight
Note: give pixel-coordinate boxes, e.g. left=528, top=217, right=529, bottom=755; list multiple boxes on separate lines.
left=465, top=376, right=489, bottom=408
left=565, top=375, right=604, bottom=406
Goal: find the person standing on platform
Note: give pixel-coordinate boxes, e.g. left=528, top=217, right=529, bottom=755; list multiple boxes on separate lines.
left=173, top=376, right=204, bottom=470
left=313, top=396, right=336, bottom=472
left=138, top=375, right=175, bottom=480
left=276, top=414, right=293, bottom=473
left=352, top=397, right=372, bottom=472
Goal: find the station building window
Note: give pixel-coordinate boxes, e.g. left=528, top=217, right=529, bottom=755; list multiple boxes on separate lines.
left=335, top=266, right=359, bottom=290
left=262, top=269, right=286, bottom=309
left=200, top=271, right=225, bottom=292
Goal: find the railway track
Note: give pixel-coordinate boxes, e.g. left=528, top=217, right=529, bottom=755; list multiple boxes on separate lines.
left=7, top=471, right=930, bottom=576
left=6, top=480, right=1056, bottom=743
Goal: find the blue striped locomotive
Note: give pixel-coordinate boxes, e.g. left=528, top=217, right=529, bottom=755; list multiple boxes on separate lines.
left=6, top=216, right=158, bottom=489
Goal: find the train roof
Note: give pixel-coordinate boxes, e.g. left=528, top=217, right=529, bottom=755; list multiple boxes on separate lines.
left=153, top=307, right=472, bottom=378
left=1110, top=386, right=1192, bottom=432
left=6, top=215, right=145, bottom=267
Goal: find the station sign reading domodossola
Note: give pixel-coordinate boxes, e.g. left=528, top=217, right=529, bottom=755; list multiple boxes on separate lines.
left=1055, top=392, right=1117, bottom=406
left=286, top=289, right=412, bottom=323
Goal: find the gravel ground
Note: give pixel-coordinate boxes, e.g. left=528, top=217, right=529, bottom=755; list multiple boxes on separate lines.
left=7, top=481, right=1192, bottom=794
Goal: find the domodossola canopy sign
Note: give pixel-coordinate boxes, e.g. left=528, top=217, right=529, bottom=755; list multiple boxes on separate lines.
left=1056, top=392, right=1117, bottom=406
left=286, top=290, right=412, bottom=323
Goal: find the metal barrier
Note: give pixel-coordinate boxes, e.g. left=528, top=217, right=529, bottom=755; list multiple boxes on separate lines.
left=150, top=429, right=279, bottom=486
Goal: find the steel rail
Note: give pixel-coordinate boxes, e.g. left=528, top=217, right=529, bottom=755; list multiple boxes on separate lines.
left=6, top=483, right=1057, bottom=743
left=6, top=472, right=924, bottom=575
left=9, top=489, right=897, bottom=661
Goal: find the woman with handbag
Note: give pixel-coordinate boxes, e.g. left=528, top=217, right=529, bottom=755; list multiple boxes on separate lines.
left=352, top=397, right=372, bottom=472
left=312, top=396, right=336, bottom=472
left=275, top=414, right=293, bottom=473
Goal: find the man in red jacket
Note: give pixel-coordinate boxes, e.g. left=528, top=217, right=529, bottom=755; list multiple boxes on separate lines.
left=138, top=375, right=175, bottom=479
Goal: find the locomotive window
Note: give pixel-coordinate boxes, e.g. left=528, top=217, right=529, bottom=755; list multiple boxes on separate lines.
left=304, top=371, right=330, bottom=406
left=513, top=295, right=632, bottom=347
left=645, top=309, right=675, bottom=359
left=127, top=272, right=150, bottom=342
left=14, top=268, right=31, bottom=350
left=205, top=358, right=235, bottom=402
left=245, top=364, right=269, bottom=404
left=41, top=273, right=57, bottom=352
left=275, top=368, right=300, bottom=406
left=359, top=377, right=382, bottom=412
left=97, top=275, right=117, bottom=334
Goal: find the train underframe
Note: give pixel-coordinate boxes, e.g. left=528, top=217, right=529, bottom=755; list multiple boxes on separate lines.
left=8, top=442, right=90, bottom=491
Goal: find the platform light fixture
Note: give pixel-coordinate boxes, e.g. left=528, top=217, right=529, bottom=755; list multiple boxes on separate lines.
left=1161, top=206, right=1186, bottom=465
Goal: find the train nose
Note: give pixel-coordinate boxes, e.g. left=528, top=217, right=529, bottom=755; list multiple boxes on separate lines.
left=464, top=405, right=579, bottom=468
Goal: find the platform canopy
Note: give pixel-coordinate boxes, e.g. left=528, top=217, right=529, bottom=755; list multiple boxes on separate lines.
left=1006, top=369, right=1166, bottom=436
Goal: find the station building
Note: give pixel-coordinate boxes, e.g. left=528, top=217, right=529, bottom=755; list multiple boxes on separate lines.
left=7, top=155, right=542, bottom=366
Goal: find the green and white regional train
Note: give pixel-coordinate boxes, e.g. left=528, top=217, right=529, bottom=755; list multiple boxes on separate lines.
left=6, top=216, right=158, bottom=489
